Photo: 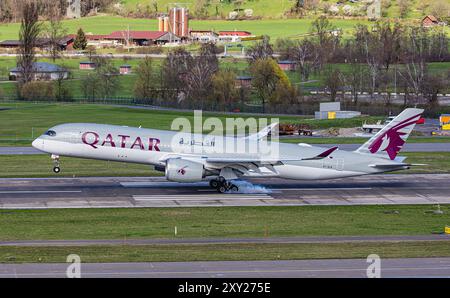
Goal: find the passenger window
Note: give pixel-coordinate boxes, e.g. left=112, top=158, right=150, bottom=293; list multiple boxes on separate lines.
left=45, top=130, right=56, bottom=137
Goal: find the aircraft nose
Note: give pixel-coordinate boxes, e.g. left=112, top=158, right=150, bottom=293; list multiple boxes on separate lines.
left=32, top=138, right=44, bottom=151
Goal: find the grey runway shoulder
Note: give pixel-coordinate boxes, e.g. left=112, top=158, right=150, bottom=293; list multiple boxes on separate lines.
left=2, top=258, right=450, bottom=278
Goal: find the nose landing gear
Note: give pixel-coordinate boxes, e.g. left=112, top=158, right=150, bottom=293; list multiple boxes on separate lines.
left=209, top=177, right=239, bottom=193
left=51, top=154, right=61, bottom=174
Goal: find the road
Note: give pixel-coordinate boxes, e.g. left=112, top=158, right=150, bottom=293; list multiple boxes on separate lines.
left=0, top=235, right=449, bottom=247
left=0, top=174, right=449, bottom=208
left=1, top=258, right=450, bottom=278
left=0, top=142, right=449, bottom=155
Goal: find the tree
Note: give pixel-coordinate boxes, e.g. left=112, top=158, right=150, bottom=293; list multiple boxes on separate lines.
left=211, top=69, right=238, bottom=109
left=397, top=0, right=411, bottom=18
left=54, top=66, right=72, bottom=101
left=134, top=57, right=157, bottom=103
left=250, top=58, right=295, bottom=113
left=183, top=43, right=219, bottom=108
left=94, top=58, right=120, bottom=99
left=429, top=0, right=450, bottom=21
left=323, top=66, right=343, bottom=102
left=73, top=28, right=88, bottom=50
left=17, top=0, right=41, bottom=85
left=246, top=35, right=273, bottom=64
left=42, top=6, right=67, bottom=62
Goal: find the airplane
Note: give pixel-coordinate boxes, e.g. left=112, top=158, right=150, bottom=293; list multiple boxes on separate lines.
left=32, top=108, right=424, bottom=193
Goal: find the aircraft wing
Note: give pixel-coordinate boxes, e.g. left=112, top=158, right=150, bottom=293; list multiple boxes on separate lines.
left=205, top=146, right=338, bottom=164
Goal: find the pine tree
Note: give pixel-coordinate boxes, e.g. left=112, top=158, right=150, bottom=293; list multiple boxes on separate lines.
left=73, top=28, right=87, bottom=50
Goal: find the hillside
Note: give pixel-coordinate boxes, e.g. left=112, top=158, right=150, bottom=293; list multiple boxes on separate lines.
left=118, top=0, right=449, bottom=20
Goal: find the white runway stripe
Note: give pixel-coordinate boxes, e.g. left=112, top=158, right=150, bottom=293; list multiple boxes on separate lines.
left=133, top=194, right=272, bottom=201
left=0, top=190, right=82, bottom=194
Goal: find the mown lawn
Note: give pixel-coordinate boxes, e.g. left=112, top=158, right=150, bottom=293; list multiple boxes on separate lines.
left=2, top=241, right=450, bottom=263
left=0, top=102, right=380, bottom=144
left=0, top=204, right=448, bottom=241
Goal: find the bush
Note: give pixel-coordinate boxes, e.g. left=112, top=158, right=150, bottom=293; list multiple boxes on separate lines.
left=20, top=81, right=54, bottom=101
left=135, top=46, right=164, bottom=55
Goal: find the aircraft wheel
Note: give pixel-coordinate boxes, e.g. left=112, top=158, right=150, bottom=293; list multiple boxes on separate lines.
left=209, top=179, right=219, bottom=189
left=217, top=185, right=227, bottom=193
left=230, top=184, right=239, bottom=192
left=53, top=166, right=61, bottom=174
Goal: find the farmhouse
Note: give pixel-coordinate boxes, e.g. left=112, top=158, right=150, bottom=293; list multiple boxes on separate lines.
left=422, top=15, right=440, bottom=27
left=189, top=30, right=219, bottom=43
left=277, top=60, right=297, bottom=71
left=218, top=31, right=253, bottom=43
left=105, top=31, right=181, bottom=46
left=9, top=62, right=69, bottom=81
left=0, top=36, right=74, bottom=51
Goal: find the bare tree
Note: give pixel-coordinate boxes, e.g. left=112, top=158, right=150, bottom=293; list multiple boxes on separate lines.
left=17, top=1, right=41, bottom=85
left=42, top=4, right=67, bottom=62
left=134, top=57, right=157, bottom=103
left=246, top=35, right=274, bottom=64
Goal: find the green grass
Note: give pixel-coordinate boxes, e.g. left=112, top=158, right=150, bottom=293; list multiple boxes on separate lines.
left=0, top=15, right=372, bottom=41
left=2, top=241, right=450, bottom=263
left=0, top=205, right=449, bottom=241
left=0, top=102, right=381, bottom=145
left=0, top=151, right=449, bottom=178
left=282, top=137, right=450, bottom=144
left=0, top=155, right=162, bottom=178
left=401, top=152, right=450, bottom=174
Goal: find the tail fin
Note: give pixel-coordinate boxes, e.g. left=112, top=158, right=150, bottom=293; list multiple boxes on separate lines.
left=355, top=108, right=424, bottom=160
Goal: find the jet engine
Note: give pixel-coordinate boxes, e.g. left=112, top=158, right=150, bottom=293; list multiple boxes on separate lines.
left=165, top=158, right=205, bottom=182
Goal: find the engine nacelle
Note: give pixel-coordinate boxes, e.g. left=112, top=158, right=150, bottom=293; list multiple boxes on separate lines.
left=165, top=158, right=205, bottom=182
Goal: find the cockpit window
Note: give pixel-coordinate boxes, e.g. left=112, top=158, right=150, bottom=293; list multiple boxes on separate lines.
left=45, top=130, right=56, bottom=137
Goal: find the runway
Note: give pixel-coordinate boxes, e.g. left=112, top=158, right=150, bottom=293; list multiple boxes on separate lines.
left=0, top=174, right=450, bottom=208
left=1, top=235, right=449, bottom=247
left=1, top=258, right=450, bottom=277
left=0, top=142, right=449, bottom=155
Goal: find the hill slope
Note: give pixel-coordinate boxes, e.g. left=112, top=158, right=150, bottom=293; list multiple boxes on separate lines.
left=119, top=0, right=448, bottom=20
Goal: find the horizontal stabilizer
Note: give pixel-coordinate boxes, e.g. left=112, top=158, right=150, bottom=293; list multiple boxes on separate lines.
left=369, top=163, right=427, bottom=169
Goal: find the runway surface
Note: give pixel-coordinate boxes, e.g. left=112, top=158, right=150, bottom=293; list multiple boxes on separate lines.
left=1, top=258, right=450, bottom=277
left=0, top=142, right=449, bottom=155
left=1, top=235, right=449, bottom=247
left=0, top=174, right=450, bottom=209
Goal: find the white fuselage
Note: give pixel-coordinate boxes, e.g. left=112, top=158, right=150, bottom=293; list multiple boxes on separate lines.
left=32, top=123, right=406, bottom=181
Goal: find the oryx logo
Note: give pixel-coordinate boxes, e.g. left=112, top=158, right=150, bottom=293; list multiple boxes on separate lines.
left=368, top=113, right=421, bottom=160
left=177, top=166, right=187, bottom=175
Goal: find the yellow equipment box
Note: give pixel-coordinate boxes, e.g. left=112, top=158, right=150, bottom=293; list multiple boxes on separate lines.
left=443, top=124, right=450, bottom=131
left=328, top=111, right=336, bottom=119
left=445, top=226, right=450, bottom=235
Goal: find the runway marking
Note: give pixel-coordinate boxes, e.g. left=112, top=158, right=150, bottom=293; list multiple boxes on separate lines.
left=2, top=266, right=450, bottom=277
left=275, top=187, right=373, bottom=191
left=0, top=190, right=82, bottom=194
left=133, top=194, right=272, bottom=201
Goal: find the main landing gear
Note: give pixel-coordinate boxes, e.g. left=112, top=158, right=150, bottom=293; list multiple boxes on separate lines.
left=209, top=177, right=239, bottom=193
left=51, top=154, right=61, bottom=174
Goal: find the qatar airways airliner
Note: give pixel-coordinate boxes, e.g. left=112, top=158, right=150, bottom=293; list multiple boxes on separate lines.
left=32, top=108, right=424, bottom=193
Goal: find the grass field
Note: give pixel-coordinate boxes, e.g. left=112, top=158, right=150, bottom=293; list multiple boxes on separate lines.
left=0, top=15, right=374, bottom=41
left=2, top=241, right=450, bottom=263
left=0, top=152, right=448, bottom=178
left=0, top=102, right=383, bottom=145
left=0, top=205, right=448, bottom=241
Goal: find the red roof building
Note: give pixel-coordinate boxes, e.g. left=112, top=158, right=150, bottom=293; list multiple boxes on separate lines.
left=218, top=31, right=252, bottom=36
left=422, top=15, right=440, bottom=27
left=105, top=31, right=180, bottom=45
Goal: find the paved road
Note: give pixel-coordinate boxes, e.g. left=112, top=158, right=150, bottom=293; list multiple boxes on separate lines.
left=0, top=174, right=450, bottom=208
left=2, top=258, right=450, bottom=278
left=0, top=235, right=448, bottom=247
left=0, top=143, right=449, bottom=155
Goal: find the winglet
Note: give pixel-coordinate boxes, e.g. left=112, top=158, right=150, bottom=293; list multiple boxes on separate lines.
left=302, top=146, right=338, bottom=161
left=245, top=123, right=279, bottom=141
